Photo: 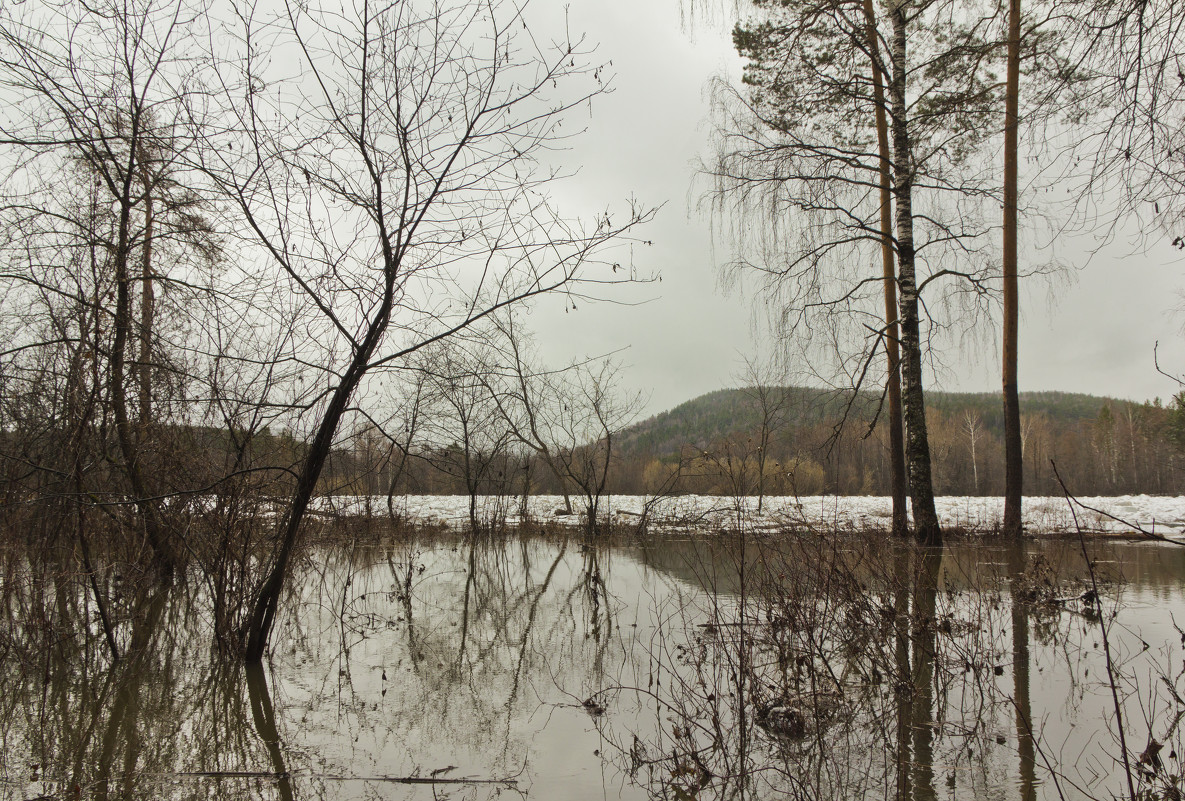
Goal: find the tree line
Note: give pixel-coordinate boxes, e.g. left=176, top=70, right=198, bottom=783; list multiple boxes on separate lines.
left=311, top=385, right=1185, bottom=507
left=608, top=387, right=1185, bottom=499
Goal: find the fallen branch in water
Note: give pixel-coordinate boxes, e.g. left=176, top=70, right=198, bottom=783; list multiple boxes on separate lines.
left=172, top=770, right=516, bottom=785
left=316, top=774, right=517, bottom=785
left=1051, top=485, right=1185, bottom=546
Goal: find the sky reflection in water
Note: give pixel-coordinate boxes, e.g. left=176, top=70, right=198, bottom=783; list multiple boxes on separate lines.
left=5, top=533, right=1185, bottom=800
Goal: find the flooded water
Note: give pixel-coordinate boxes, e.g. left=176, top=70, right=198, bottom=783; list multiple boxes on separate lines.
left=4, top=531, right=1185, bottom=800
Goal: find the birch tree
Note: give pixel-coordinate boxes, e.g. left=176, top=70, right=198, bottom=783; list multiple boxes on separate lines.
left=963, top=409, right=982, bottom=493
left=716, top=0, right=1005, bottom=544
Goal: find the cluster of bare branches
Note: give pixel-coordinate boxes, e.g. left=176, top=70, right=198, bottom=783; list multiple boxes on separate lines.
left=0, top=0, right=651, bottom=661
left=344, top=314, right=644, bottom=536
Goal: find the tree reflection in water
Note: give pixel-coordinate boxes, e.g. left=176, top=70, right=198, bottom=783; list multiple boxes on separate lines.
left=0, top=533, right=643, bottom=799
left=1, top=531, right=1184, bottom=799
left=595, top=533, right=1185, bottom=801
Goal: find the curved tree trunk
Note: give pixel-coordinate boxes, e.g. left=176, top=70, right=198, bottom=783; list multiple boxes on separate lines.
left=244, top=303, right=393, bottom=661
left=246, top=662, right=297, bottom=801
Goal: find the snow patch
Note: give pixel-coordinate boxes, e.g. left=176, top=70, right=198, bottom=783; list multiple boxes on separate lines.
left=307, top=494, right=1185, bottom=536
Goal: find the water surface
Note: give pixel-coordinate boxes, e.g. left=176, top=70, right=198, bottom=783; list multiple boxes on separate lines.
left=4, top=532, right=1184, bottom=800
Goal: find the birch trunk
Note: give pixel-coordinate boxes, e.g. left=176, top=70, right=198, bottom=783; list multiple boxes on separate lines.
left=888, top=1, right=941, bottom=546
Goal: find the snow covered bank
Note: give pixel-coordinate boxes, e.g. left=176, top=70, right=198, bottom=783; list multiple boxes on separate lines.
left=309, top=493, right=1185, bottom=538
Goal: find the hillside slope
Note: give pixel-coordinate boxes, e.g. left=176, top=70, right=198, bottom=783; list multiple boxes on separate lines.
left=618, top=388, right=1123, bottom=459
left=609, top=387, right=1179, bottom=497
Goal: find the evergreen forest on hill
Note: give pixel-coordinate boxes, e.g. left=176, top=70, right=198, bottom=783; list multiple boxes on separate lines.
left=311, top=386, right=1185, bottom=500
left=600, top=387, right=1185, bottom=497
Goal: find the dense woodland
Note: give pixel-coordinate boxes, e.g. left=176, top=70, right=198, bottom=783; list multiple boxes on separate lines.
left=610, top=388, right=1185, bottom=497
left=315, top=387, right=1185, bottom=500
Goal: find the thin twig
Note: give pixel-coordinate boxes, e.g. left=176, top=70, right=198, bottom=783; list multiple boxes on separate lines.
left=1058, top=492, right=1185, bottom=546
left=1052, top=459, right=1137, bottom=801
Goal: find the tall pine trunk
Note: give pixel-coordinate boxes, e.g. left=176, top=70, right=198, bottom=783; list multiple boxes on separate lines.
left=1008, top=542, right=1038, bottom=801
left=1002, top=0, right=1023, bottom=536
left=888, top=2, right=941, bottom=546
left=864, top=0, right=908, bottom=537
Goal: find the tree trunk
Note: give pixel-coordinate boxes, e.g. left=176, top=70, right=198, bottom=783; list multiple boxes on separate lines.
left=756, top=425, right=768, bottom=515
left=910, top=548, right=941, bottom=799
left=138, top=163, right=155, bottom=427
left=246, top=662, right=297, bottom=801
left=1008, top=542, right=1037, bottom=801
left=1002, top=0, right=1023, bottom=537
left=244, top=297, right=394, bottom=661
left=520, top=458, right=532, bottom=520
left=110, top=149, right=171, bottom=570
left=864, top=0, right=908, bottom=537
left=888, top=3, right=941, bottom=546
left=892, top=546, right=912, bottom=799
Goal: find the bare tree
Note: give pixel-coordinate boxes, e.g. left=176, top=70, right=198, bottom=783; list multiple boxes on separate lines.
left=485, top=310, right=580, bottom=514
left=0, top=0, right=220, bottom=570
left=417, top=341, right=516, bottom=534
left=1066, top=0, right=1185, bottom=227
left=963, top=409, right=982, bottom=494
left=550, top=359, right=642, bottom=535
left=737, top=354, right=792, bottom=515
left=200, top=0, right=652, bottom=659
left=379, top=367, right=429, bottom=521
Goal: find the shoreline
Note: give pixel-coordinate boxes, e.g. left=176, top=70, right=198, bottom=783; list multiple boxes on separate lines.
left=301, top=493, right=1185, bottom=541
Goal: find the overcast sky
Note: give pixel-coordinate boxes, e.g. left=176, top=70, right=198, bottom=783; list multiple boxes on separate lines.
left=522, top=0, right=1185, bottom=417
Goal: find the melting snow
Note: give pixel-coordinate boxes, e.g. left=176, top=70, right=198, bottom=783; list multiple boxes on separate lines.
left=308, top=493, right=1185, bottom=538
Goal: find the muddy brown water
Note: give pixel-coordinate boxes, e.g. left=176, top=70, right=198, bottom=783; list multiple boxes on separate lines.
left=4, top=532, right=1185, bottom=800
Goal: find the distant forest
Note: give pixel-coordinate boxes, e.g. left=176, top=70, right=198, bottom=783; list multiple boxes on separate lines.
left=320, top=387, right=1185, bottom=499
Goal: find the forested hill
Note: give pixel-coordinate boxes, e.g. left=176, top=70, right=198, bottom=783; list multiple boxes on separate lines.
left=924, top=391, right=1123, bottom=428
left=618, top=388, right=1127, bottom=459
left=609, top=388, right=1182, bottom=497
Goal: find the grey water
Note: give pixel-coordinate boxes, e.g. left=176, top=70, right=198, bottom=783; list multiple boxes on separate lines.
left=5, top=532, right=1185, bottom=800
